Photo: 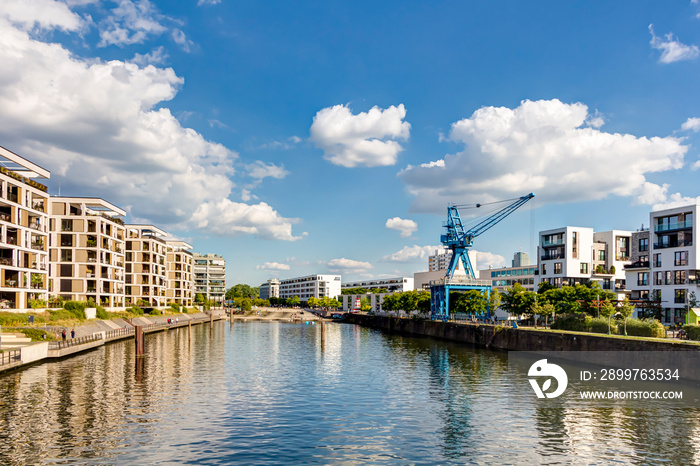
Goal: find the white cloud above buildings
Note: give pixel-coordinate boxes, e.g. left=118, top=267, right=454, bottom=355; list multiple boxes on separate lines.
left=327, top=258, right=374, bottom=273
left=649, top=25, right=700, bottom=64
left=0, top=0, right=82, bottom=31
left=399, top=99, right=687, bottom=213
left=383, top=245, right=440, bottom=263
left=0, top=7, right=303, bottom=242
left=473, top=251, right=506, bottom=270
left=681, top=117, right=700, bottom=132
left=385, top=217, right=417, bottom=238
left=256, top=262, right=290, bottom=271
left=309, top=104, right=411, bottom=167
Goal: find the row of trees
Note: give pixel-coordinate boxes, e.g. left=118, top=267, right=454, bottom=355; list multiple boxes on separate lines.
left=380, top=290, right=430, bottom=313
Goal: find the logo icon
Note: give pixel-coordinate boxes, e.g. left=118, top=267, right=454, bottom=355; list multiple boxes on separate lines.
left=528, top=359, right=568, bottom=398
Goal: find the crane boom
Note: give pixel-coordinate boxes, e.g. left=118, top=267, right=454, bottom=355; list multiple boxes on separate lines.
left=440, top=193, right=534, bottom=280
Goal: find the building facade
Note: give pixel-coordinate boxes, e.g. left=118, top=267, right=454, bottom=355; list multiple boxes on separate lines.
left=341, top=277, right=414, bottom=293
left=479, top=265, right=538, bottom=292
left=259, top=278, right=280, bottom=300
left=538, top=227, right=631, bottom=296
left=278, top=274, right=341, bottom=301
left=125, top=225, right=167, bottom=307
left=193, top=253, right=226, bottom=305
left=0, top=146, right=50, bottom=309
left=644, top=205, right=698, bottom=324
left=428, top=249, right=478, bottom=272
left=49, top=198, right=126, bottom=308
left=166, top=240, right=194, bottom=308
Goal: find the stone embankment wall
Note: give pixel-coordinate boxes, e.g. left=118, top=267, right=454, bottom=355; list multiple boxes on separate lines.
left=344, top=314, right=700, bottom=352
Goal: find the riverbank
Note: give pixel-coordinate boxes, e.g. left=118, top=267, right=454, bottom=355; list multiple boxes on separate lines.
left=230, top=308, right=322, bottom=322
left=0, top=311, right=225, bottom=373
left=345, top=314, right=700, bottom=351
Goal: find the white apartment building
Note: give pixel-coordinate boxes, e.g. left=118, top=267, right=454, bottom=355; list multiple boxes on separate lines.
left=166, top=240, right=194, bottom=308
left=538, top=227, right=631, bottom=296
left=125, top=225, right=168, bottom=307
left=278, top=274, right=341, bottom=301
left=194, top=253, right=226, bottom=305
left=259, top=278, right=280, bottom=300
left=428, top=249, right=478, bottom=272
left=49, top=197, right=126, bottom=308
left=0, top=146, right=50, bottom=309
left=625, top=205, right=699, bottom=325
left=341, top=277, right=414, bottom=293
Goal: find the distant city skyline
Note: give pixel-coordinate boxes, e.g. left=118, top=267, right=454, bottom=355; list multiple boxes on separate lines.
left=1, top=1, right=700, bottom=287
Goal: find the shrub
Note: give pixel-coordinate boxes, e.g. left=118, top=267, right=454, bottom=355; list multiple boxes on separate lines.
left=683, top=324, right=700, bottom=341
left=28, top=299, right=46, bottom=309
left=3, top=327, right=52, bottom=341
left=589, top=317, right=616, bottom=334
left=48, top=309, right=75, bottom=322
left=62, top=301, right=86, bottom=320
left=130, top=306, right=144, bottom=316
left=169, top=303, right=181, bottom=313
left=621, top=318, right=666, bottom=337
left=96, top=306, right=109, bottom=320
left=551, top=314, right=588, bottom=332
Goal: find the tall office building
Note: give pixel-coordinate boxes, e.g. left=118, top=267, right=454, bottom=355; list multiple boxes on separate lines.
left=193, top=253, right=226, bottom=305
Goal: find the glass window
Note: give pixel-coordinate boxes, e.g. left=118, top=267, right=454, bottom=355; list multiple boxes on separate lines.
left=580, top=263, right=589, bottom=274
left=639, top=238, right=649, bottom=252
left=554, top=262, right=562, bottom=274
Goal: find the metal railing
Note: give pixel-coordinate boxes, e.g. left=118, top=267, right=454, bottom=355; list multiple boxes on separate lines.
left=105, top=327, right=134, bottom=340
left=654, top=220, right=692, bottom=233
left=0, top=349, right=21, bottom=367
left=429, top=277, right=492, bottom=287
left=49, top=334, right=102, bottom=350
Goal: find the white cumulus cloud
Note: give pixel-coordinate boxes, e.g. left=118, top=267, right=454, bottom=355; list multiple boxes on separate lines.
left=473, top=251, right=506, bottom=270
left=385, top=217, right=417, bottom=238
left=0, top=0, right=82, bottom=31
left=310, top=104, right=411, bottom=167
left=257, top=262, right=290, bottom=271
left=649, top=24, right=700, bottom=64
left=383, top=245, right=441, bottom=263
left=399, top=99, right=687, bottom=212
left=0, top=8, right=302, bottom=241
left=327, top=258, right=373, bottom=272
left=681, top=117, right=700, bottom=132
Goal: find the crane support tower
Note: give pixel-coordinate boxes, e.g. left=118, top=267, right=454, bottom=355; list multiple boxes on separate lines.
left=430, top=193, right=534, bottom=321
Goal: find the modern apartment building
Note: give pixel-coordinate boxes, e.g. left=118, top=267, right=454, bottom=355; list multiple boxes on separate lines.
left=626, top=204, right=699, bottom=324
left=166, top=240, right=194, bottom=307
left=49, top=197, right=126, bottom=308
left=0, top=146, right=50, bottom=309
left=277, top=274, right=341, bottom=301
left=259, top=278, right=280, bottom=300
left=125, top=225, right=167, bottom=307
left=428, top=249, right=478, bottom=272
left=193, top=253, right=226, bottom=305
left=538, top=227, right=631, bottom=296
left=341, top=277, right=414, bottom=293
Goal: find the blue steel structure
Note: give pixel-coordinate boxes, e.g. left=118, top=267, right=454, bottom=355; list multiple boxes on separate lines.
left=430, top=193, right=535, bottom=321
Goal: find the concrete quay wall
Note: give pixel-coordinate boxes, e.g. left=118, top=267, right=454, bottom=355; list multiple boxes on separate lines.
left=344, top=314, right=700, bottom=352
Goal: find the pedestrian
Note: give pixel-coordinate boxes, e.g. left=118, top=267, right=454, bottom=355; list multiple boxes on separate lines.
left=61, top=329, right=66, bottom=341
left=71, top=328, right=75, bottom=339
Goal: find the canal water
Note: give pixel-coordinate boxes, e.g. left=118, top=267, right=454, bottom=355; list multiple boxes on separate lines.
left=0, top=321, right=697, bottom=465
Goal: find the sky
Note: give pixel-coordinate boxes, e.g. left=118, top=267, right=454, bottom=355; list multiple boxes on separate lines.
left=1, top=1, right=700, bottom=287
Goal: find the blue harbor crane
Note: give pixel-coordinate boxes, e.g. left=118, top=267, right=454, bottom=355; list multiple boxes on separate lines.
left=430, top=193, right=534, bottom=321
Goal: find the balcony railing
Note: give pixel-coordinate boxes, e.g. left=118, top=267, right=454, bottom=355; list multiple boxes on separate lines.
left=31, top=242, right=43, bottom=250
left=0, top=212, right=9, bottom=222
left=653, top=240, right=693, bottom=249
left=654, top=220, right=692, bottom=233
left=624, top=260, right=649, bottom=269
left=4, top=279, right=18, bottom=288
left=29, top=222, right=41, bottom=230
left=542, top=238, right=565, bottom=247
left=541, top=253, right=565, bottom=261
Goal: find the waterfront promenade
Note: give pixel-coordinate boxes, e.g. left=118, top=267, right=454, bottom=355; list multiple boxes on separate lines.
left=0, top=311, right=225, bottom=373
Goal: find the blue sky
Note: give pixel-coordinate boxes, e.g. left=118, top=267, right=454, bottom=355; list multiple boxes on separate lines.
left=2, top=1, right=700, bottom=287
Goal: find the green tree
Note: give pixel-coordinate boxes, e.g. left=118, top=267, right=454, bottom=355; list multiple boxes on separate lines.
left=618, top=297, right=634, bottom=336
left=600, top=299, right=616, bottom=335
left=287, top=296, right=301, bottom=308
left=501, top=284, right=536, bottom=321
left=416, top=291, right=431, bottom=315
left=360, top=297, right=371, bottom=312
left=226, top=284, right=259, bottom=300
left=453, top=290, right=487, bottom=315
left=381, top=293, right=399, bottom=312
left=489, top=289, right=501, bottom=315
left=307, top=296, right=318, bottom=309
left=195, top=293, right=206, bottom=304
left=535, top=302, right=556, bottom=328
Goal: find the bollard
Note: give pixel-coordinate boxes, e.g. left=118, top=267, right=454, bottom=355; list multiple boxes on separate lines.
left=135, top=326, right=144, bottom=356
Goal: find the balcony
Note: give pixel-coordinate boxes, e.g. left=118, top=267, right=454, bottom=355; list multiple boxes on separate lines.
left=542, top=238, right=565, bottom=247
left=31, top=242, right=43, bottom=251
left=653, top=240, right=693, bottom=249
left=654, top=220, right=692, bottom=233
left=0, top=258, right=13, bottom=266
left=624, top=260, right=649, bottom=269
left=31, top=201, right=44, bottom=212
left=29, top=221, right=41, bottom=231
left=541, top=253, right=565, bottom=261
left=4, top=280, right=17, bottom=288
left=0, top=212, right=9, bottom=222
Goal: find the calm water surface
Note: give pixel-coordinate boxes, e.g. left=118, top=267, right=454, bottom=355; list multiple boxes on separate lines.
left=0, top=321, right=698, bottom=465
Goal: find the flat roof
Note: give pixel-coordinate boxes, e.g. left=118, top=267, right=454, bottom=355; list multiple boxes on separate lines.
left=125, top=224, right=167, bottom=237
left=52, top=196, right=126, bottom=216
left=0, top=145, right=50, bottom=179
